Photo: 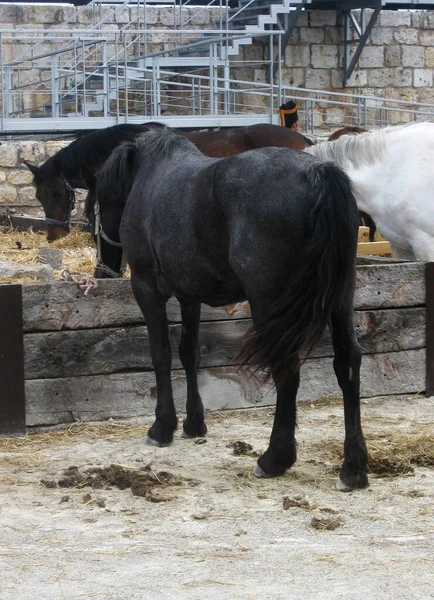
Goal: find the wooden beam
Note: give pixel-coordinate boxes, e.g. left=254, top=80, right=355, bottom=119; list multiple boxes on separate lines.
left=20, top=263, right=425, bottom=332
left=426, top=262, right=434, bottom=396
left=357, top=241, right=393, bottom=257
left=0, top=285, right=26, bottom=437
left=23, top=307, right=425, bottom=380
left=25, top=349, right=426, bottom=426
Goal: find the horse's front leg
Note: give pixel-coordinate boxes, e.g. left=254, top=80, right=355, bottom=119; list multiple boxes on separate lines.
left=331, top=305, right=368, bottom=491
left=178, top=300, right=207, bottom=438
left=254, top=369, right=300, bottom=478
left=131, top=273, right=177, bottom=446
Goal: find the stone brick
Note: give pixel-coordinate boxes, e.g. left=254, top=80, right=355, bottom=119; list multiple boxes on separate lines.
left=368, top=68, right=412, bottom=88
left=359, top=46, right=384, bottom=69
left=325, top=108, right=346, bottom=125
left=0, top=5, right=27, bottom=23
left=17, top=186, right=37, bottom=203
left=243, top=44, right=265, bottom=62
left=415, top=88, right=434, bottom=104
left=379, top=11, right=411, bottom=27
left=114, top=8, right=130, bottom=24
left=62, top=7, right=77, bottom=24
left=299, top=27, right=324, bottom=45
left=370, top=27, right=393, bottom=46
left=325, top=26, right=343, bottom=44
left=77, top=7, right=94, bottom=25
left=281, top=68, right=306, bottom=88
left=340, top=69, right=368, bottom=88
left=253, top=69, right=266, bottom=84
left=296, top=12, right=308, bottom=27
left=27, top=6, right=63, bottom=24
left=418, top=12, right=434, bottom=29
left=305, top=69, right=331, bottom=90
left=426, top=48, right=434, bottom=69
left=414, top=69, right=433, bottom=88
left=402, top=46, right=424, bottom=68
left=394, top=28, right=418, bottom=45
left=419, top=30, right=434, bottom=46
left=0, top=171, right=6, bottom=184
left=0, top=145, right=19, bottom=168
left=0, top=184, right=17, bottom=203
left=20, top=141, right=46, bottom=165
left=7, top=169, right=34, bottom=186
left=385, top=45, right=401, bottom=68
left=311, top=45, right=338, bottom=69
left=309, top=10, right=336, bottom=27
left=411, top=12, right=423, bottom=28
left=284, top=45, right=310, bottom=68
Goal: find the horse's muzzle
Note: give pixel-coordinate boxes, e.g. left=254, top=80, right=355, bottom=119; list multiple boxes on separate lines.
left=47, top=224, right=68, bottom=242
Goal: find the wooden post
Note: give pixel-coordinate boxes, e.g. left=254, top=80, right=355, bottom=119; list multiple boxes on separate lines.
left=426, top=262, right=434, bottom=397
left=0, top=285, right=26, bottom=437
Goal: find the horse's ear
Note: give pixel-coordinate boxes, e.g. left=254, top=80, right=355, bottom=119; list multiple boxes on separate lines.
left=79, top=160, right=96, bottom=190
left=52, top=159, right=63, bottom=176
left=22, top=159, right=39, bottom=175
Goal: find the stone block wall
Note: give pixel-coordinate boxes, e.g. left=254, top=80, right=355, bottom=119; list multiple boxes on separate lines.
left=278, top=9, right=434, bottom=104
left=0, top=140, right=72, bottom=216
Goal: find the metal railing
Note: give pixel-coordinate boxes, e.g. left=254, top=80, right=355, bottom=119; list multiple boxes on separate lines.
left=2, top=24, right=434, bottom=134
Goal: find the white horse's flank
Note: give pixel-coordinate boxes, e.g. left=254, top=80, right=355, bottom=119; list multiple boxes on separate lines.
left=306, top=122, right=434, bottom=260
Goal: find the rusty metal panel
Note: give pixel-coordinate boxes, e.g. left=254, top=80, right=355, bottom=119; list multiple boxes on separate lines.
left=0, top=285, right=26, bottom=437
left=426, top=262, right=434, bottom=397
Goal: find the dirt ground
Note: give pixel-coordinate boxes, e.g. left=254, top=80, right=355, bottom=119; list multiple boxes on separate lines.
left=1, top=396, right=433, bottom=600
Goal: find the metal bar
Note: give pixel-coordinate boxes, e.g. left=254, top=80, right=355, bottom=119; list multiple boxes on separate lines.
left=273, top=5, right=303, bottom=77
left=426, top=262, right=434, bottom=396
left=0, top=285, right=26, bottom=438
left=344, top=6, right=381, bottom=86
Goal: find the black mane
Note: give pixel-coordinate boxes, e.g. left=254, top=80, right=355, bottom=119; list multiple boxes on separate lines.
left=35, top=122, right=167, bottom=182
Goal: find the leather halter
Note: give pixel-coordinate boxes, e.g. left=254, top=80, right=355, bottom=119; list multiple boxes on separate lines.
left=93, top=198, right=127, bottom=278
left=45, top=174, right=76, bottom=232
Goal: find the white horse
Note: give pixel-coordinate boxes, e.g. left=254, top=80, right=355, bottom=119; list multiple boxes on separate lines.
left=306, top=122, right=434, bottom=261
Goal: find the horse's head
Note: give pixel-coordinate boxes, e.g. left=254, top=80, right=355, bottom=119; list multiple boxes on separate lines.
left=80, top=161, right=125, bottom=279
left=24, top=159, right=76, bottom=242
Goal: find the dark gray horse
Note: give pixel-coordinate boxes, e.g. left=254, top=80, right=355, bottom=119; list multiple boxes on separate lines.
left=83, top=129, right=368, bottom=491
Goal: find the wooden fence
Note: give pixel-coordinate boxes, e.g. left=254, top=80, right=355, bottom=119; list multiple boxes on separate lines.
left=0, top=260, right=428, bottom=433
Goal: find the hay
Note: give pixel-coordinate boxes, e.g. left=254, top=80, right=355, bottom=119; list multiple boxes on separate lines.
left=322, top=430, right=434, bottom=478
left=0, top=226, right=131, bottom=282
left=0, top=227, right=97, bottom=282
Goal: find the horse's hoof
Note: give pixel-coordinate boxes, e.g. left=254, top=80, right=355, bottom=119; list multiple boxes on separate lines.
left=181, top=429, right=207, bottom=439
left=253, top=464, right=272, bottom=478
left=336, top=472, right=369, bottom=492
left=336, top=477, right=353, bottom=492
left=182, top=420, right=207, bottom=439
left=146, top=435, right=172, bottom=448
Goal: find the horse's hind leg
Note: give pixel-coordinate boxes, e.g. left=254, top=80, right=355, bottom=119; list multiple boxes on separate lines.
left=178, top=300, right=207, bottom=438
left=248, top=299, right=298, bottom=478
left=130, top=272, right=177, bottom=446
left=331, top=303, right=368, bottom=491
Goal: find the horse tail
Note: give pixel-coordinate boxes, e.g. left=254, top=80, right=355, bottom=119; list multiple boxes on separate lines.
left=238, top=161, right=359, bottom=384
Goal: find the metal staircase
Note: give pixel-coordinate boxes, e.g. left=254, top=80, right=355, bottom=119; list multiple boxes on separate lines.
left=2, top=0, right=434, bottom=133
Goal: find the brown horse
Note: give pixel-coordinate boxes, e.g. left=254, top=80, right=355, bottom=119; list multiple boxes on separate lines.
left=328, top=126, right=368, bottom=141
left=24, top=122, right=312, bottom=241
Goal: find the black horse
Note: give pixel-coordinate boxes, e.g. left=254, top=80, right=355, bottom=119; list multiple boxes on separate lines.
left=23, top=122, right=311, bottom=242
left=82, top=129, right=368, bottom=491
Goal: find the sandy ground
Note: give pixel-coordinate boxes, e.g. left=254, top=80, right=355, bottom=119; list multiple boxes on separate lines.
left=1, top=396, right=434, bottom=600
